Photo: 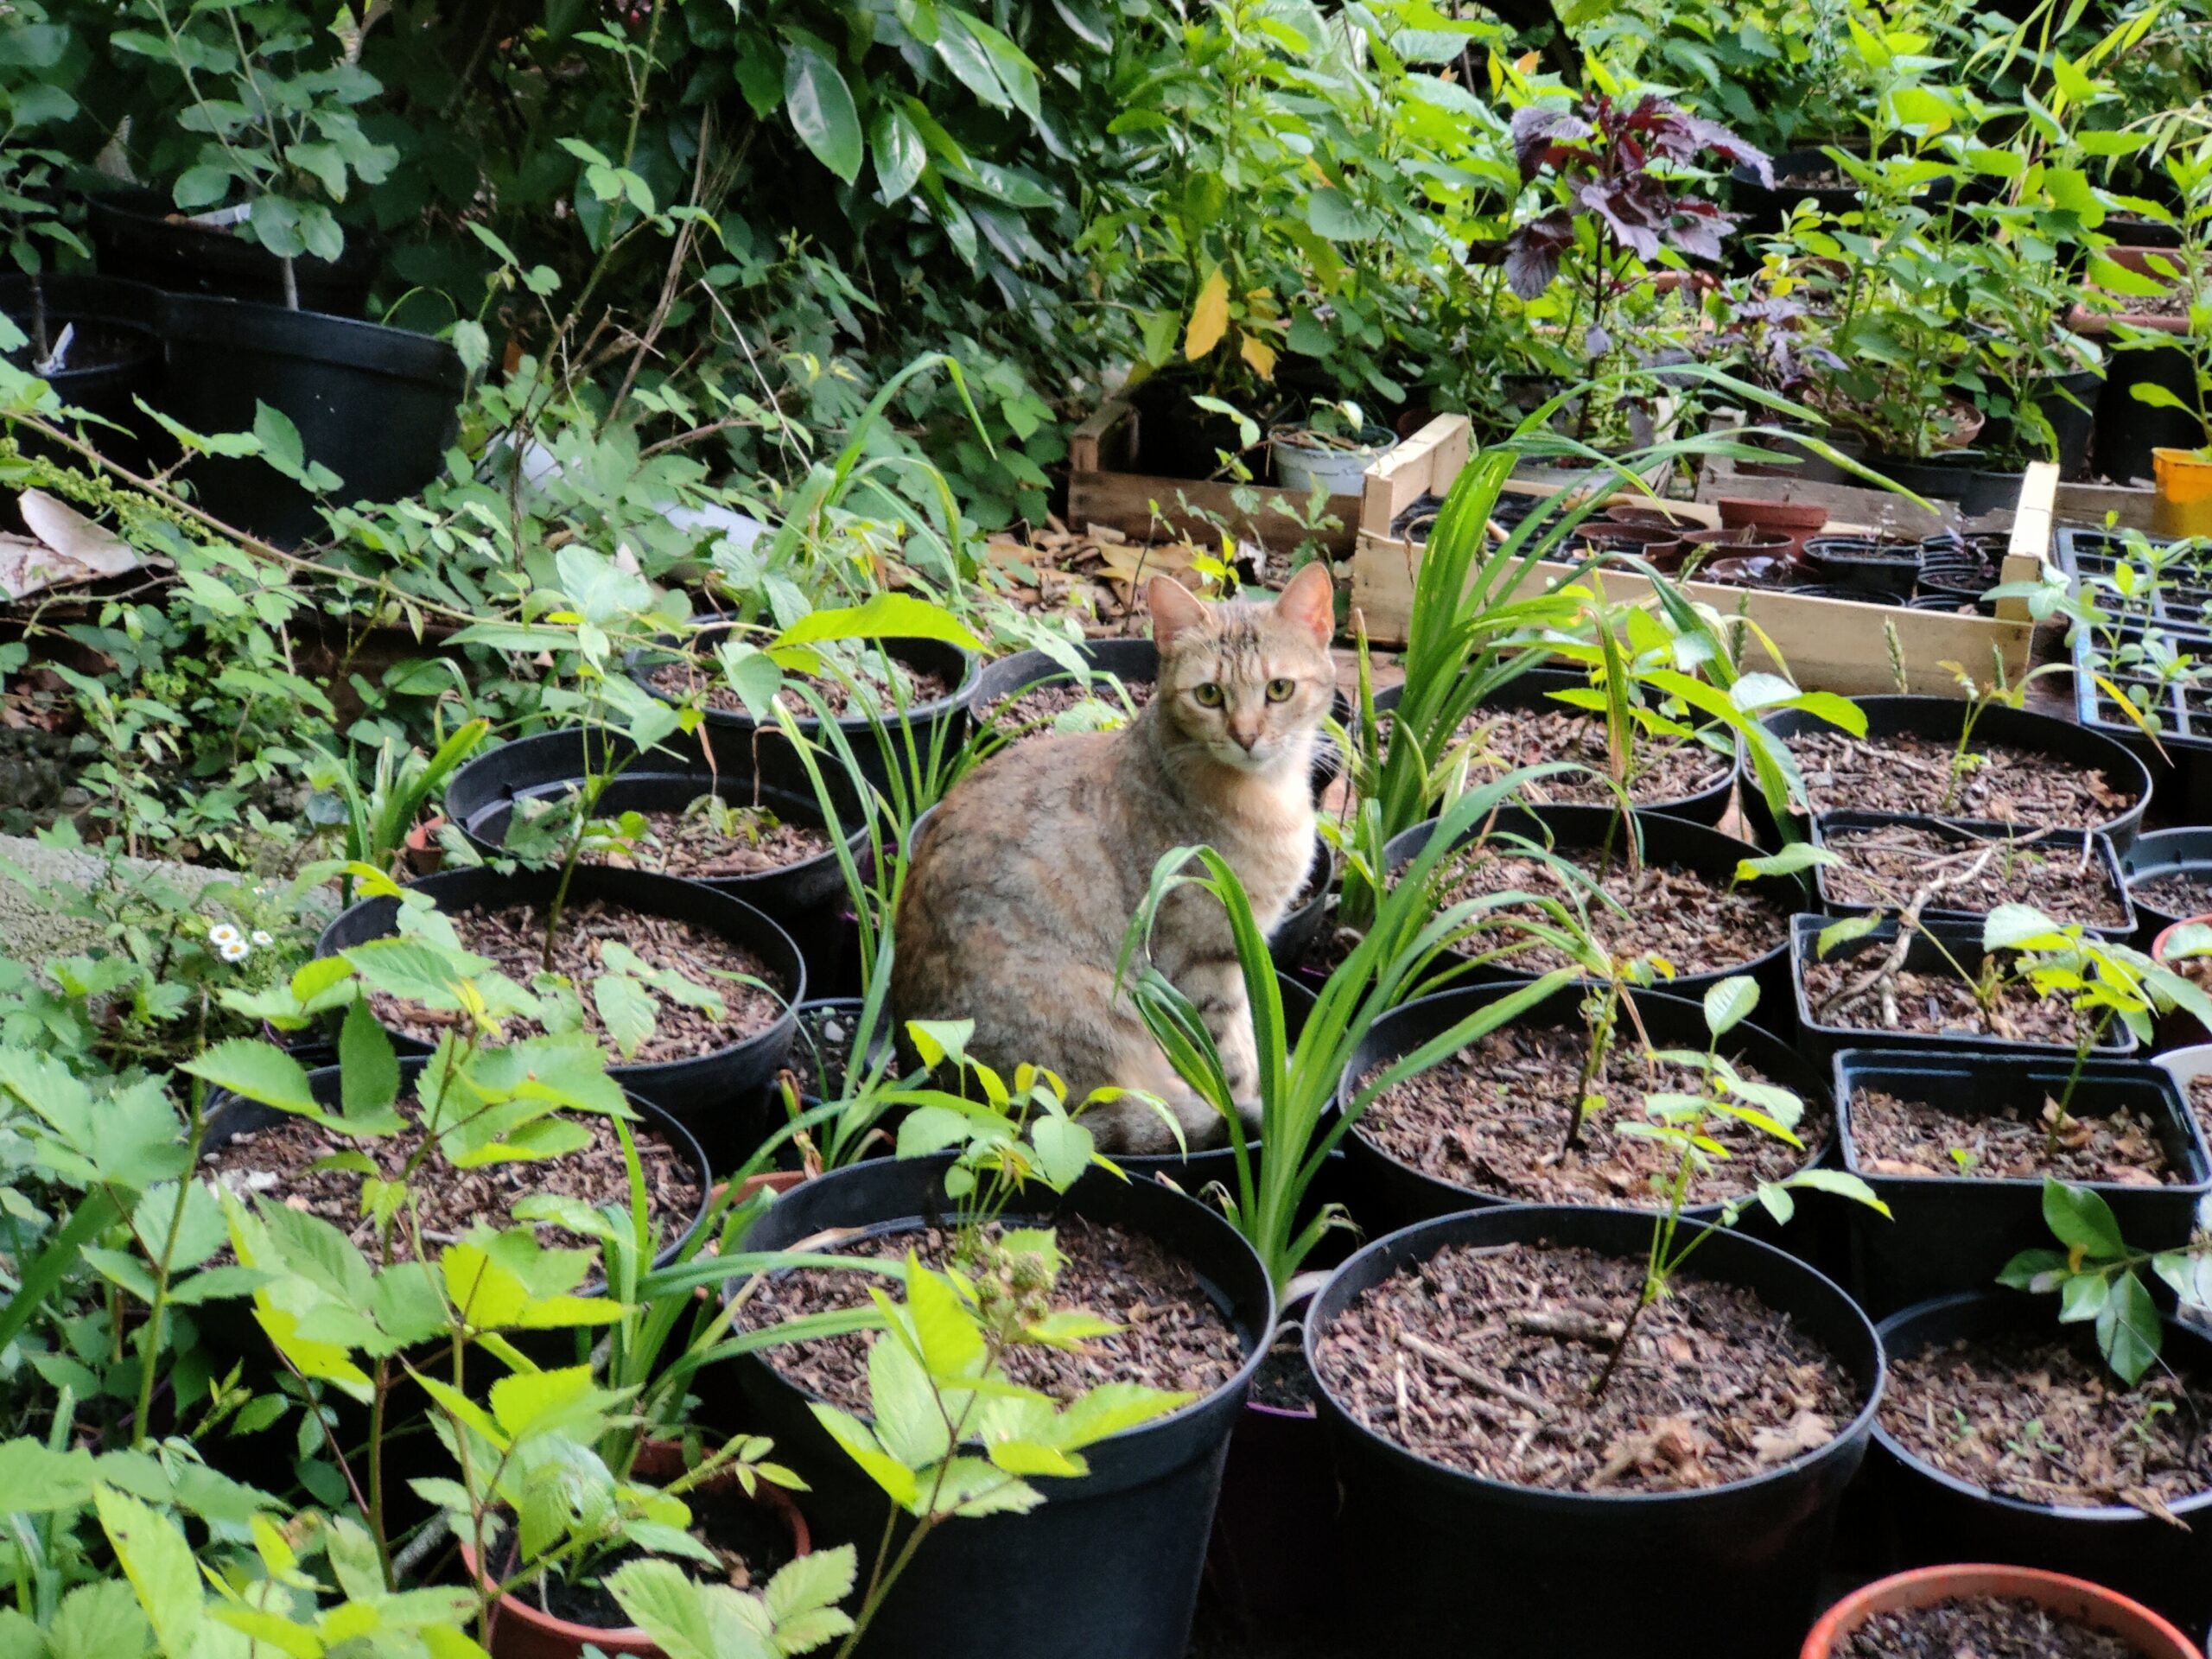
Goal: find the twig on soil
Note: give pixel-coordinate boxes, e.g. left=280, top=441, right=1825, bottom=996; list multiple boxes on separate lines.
left=1508, top=1308, right=1624, bottom=1344
left=1812, top=842, right=2003, bottom=1021
left=1397, top=1331, right=1553, bottom=1416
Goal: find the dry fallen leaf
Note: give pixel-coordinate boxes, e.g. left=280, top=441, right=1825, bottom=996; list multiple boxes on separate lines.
left=1, top=489, right=148, bottom=601
left=1752, top=1408, right=1835, bottom=1465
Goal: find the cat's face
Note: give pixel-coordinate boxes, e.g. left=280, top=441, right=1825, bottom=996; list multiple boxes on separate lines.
left=1148, top=563, right=1335, bottom=776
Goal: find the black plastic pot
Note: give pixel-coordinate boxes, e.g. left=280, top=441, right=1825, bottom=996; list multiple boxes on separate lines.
left=1872, top=1291, right=2212, bottom=1634
left=1758, top=695, right=2154, bottom=849
left=1790, top=912, right=2139, bottom=1065
left=1337, top=982, right=1833, bottom=1246
left=2097, top=341, right=2199, bottom=485
left=1382, top=803, right=1802, bottom=1014
left=1834, top=1050, right=2209, bottom=1315
left=1976, top=368, right=2101, bottom=481
left=0, top=273, right=174, bottom=477
left=87, top=188, right=380, bottom=316
left=1916, top=531, right=2005, bottom=604
left=723, top=1155, right=1272, bottom=1659
left=157, top=291, right=463, bottom=547
left=316, top=863, right=804, bottom=1169
left=1402, top=664, right=1738, bottom=826
left=465, top=772, right=861, bottom=925
left=201, top=1056, right=714, bottom=1279
left=1810, top=810, right=2136, bottom=939
left=1305, top=1204, right=1883, bottom=1656
left=2121, top=828, right=2212, bottom=947
left=628, top=622, right=977, bottom=794
left=1864, top=450, right=2031, bottom=516
left=1804, top=535, right=1920, bottom=601
left=1729, top=149, right=1865, bottom=238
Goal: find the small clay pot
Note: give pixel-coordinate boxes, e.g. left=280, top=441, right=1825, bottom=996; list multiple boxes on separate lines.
left=401, top=816, right=447, bottom=878
left=1716, top=496, right=1831, bottom=556
left=1801, top=1565, right=2199, bottom=1659
left=1681, top=526, right=1792, bottom=554
left=1605, top=503, right=1700, bottom=529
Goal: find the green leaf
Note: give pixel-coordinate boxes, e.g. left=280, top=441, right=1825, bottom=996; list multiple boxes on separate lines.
left=775, top=592, right=982, bottom=652
left=1984, top=903, right=2065, bottom=953
left=808, top=1404, right=918, bottom=1508
left=173, top=164, right=232, bottom=211
left=593, top=972, right=657, bottom=1059
left=94, top=1486, right=202, bottom=1656
left=1783, top=1166, right=1891, bottom=1217
left=868, top=1331, right=951, bottom=1468
left=1703, top=976, right=1758, bottom=1039
left=1999, top=1247, right=2070, bottom=1292
left=907, top=1258, right=985, bottom=1381
left=2044, top=1179, right=2126, bottom=1260
left=871, top=105, right=927, bottom=203
left=181, top=1039, right=316, bottom=1114
left=765, top=1543, right=859, bottom=1623
left=339, top=999, right=399, bottom=1124
left=1737, top=842, right=1840, bottom=880
left=1027, top=1113, right=1093, bottom=1191
left=2097, top=1270, right=2164, bottom=1386
left=1815, top=913, right=1881, bottom=957
left=604, top=1560, right=716, bottom=1659
left=784, top=44, right=863, bottom=184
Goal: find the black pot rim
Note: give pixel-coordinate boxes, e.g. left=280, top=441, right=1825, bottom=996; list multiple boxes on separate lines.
left=1303, top=1202, right=1885, bottom=1509
left=628, top=620, right=979, bottom=734
left=1808, top=810, right=2138, bottom=939
left=1336, top=981, right=1832, bottom=1212
left=314, top=865, right=805, bottom=1077
left=733, top=1156, right=1275, bottom=1452
left=1872, top=1289, right=2212, bottom=1525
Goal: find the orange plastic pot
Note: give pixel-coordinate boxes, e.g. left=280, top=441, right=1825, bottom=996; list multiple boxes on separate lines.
left=2155, top=448, right=2212, bottom=539
left=1802, top=1565, right=2199, bottom=1659
left=468, top=1443, right=810, bottom=1659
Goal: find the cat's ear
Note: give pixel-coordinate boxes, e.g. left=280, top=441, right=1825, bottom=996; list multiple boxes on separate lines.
left=1273, top=560, right=1334, bottom=646
left=1147, top=575, right=1208, bottom=651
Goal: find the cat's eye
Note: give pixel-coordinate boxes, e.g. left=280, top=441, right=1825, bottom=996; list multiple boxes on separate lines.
left=1192, top=682, right=1224, bottom=708
left=1265, top=677, right=1294, bottom=703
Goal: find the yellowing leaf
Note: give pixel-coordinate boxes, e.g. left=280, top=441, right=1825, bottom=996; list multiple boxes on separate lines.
left=1239, top=334, right=1278, bottom=380
left=1515, top=49, right=1540, bottom=73
left=1184, top=266, right=1230, bottom=360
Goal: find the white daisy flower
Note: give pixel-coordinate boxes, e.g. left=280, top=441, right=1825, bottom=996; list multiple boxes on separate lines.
left=251, top=930, right=273, bottom=946
left=207, top=923, right=244, bottom=948
left=219, top=939, right=251, bottom=963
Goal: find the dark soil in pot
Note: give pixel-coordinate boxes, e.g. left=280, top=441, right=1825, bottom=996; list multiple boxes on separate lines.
left=1805, top=536, right=1921, bottom=601
left=202, top=1092, right=702, bottom=1260
left=480, top=779, right=837, bottom=882
left=1315, top=1237, right=1855, bottom=1488
left=535, top=1478, right=797, bottom=1626
left=741, top=1217, right=1243, bottom=1402
left=989, top=675, right=1152, bottom=733
left=1804, top=950, right=2086, bottom=1046
left=371, top=899, right=785, bottom=1065
left=1814, top=815, right=2133, bottom=933
left=2135, top=870, right=2212, bottom=928
left=1849, top=1088, right=2185, bottom=1183
left=1452, top=681, right=1734, bottom=816
left=1872, top=1294, right=2212, bottom=1632
left=2120, top=829, right=2212, bottom=943
left=648, top=652, right=956, bottom=719
left=1834, top=1598, right=2147, bottom=1658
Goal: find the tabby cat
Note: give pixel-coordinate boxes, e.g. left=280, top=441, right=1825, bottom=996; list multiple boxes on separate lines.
left=892, top=562, right=1335, bottom=1152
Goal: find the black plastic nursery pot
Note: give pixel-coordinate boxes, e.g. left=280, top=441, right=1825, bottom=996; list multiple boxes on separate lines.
left=2122, top=827, right=2212, bottom=946
left=1803, top=535, right=1921, bottom=601
left=1758, top=695, right=2154, bottom=849
left=1872, top=1291, right=2212, bottom=1634
left=315, top=863, right=804, bottom=1168
left=721, top=1155, right=1273, bottom=1659
left=465, top=772, right=864, bottom=925
left=1790, top=912, right=2139, bottom=1066
left=1335, top=982, right=1836, bottom=1250
left=0, top=273, right=175, bottom=478
left=87, top=187, right=381, bottom=316
left=1304, top=1204, right=1883, bottom=1657
left=629, top=623, right=978, bottom=793
left=1382, top=802, right=1802, bottom=1014
left=1863, top=450, right=2034, bottom=517
left=1833, top=1049, right=2209, bottom=1316
left=157, top=291, right=464, bottom=548
left=2097, top=341, right=2201, bottom=484
left=1810, top=810, right=2137, bottom=940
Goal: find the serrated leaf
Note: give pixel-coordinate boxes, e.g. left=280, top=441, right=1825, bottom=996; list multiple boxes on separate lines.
left=181, top=1039, right=316, bottom=1113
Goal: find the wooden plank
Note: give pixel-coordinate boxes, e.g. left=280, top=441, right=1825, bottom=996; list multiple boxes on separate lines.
left=1360, top=414, right=1467, bottom=538
left=2055, top=477, right=2158, bottom=532
left=1067, top=399, right=1122, bottom=475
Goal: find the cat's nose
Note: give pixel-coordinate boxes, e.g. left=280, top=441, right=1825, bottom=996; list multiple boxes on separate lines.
left=1230, top=723, right=1261, bottom=752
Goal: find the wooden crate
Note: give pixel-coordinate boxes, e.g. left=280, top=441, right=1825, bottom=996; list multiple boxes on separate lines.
left=1067, top=397, right=1358, bottom=559
left=1350, top=415, right=2053, bottom=698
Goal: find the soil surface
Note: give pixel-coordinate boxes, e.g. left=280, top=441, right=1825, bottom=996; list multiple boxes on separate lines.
left=1882, top=1329, right=2212, bottom=1511
left=2133, top=869, right=2212, bottom=919
left=1785, top=730, right=2137, bottom=830
left=1313, top=1241, right=1856, bottom=1491
left=649, top=656, right=954, bottom=718
left=1249, top=1337, right=1316, bottom=1411
left=1819, top=824, right=2129, bottom=928
left=1439, top=841, right=1787, bottom=976
left=986, top=677, right=1153, bottom=737
left=1357, top=1024, right=1825, bottom=1205
left=737, top=1217, right=1243, bottom=1410
left=373, top=900, right=786, bottom=1064
left=201, top=1100, right=700, bottom=1262
left=533, top=1479, right=795, bottom=1628
left=1456, top=703, right=1732, bottom=808
left=563, top=800, right=835, bottom=880
left=1834, top=1596, right=2145, bottom=1659
left=1803, top=957, right=2084, bottom=1047
left=1848, top=1088, right=2179, bottom=1184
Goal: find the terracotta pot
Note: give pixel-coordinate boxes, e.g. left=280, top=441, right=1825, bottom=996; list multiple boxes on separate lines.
left=728, top=1169, right=807, bottom=1204
left=2067, top=245, right=2194, bottom=338
left=1604, top=503, right=1700, bottom=528
left=2155, top=447, right=2212, bottom=539
left=401, top=816, right=446, bottom=878
left=1716, top=495, right=1831, bottom=556
left=1801, top=1565, right=2200, bottom=1659
left=471, top=1442, right=811, bottom=1659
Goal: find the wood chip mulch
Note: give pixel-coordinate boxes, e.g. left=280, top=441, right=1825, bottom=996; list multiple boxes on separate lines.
left=1820, top=823, right=2129, bottom=928
left=736, top=1217, right=1243, bottom=1410
left=1785, top=730, right=2136, bottom=830
left=373, top=900, right=785, bottom=1064
left=647, top=657, right=952, bottom=717
left=1356, top=1024, right=1825, bottom=1205
left=1313, top=1241, right=1856, bottom=1492
left=1835, top=1597, right=2144, bottom=1659
left=2133, top=869, right=2212, bottom=919
left=1848, top=1088, right=2180, bottom=1185
left=1881, top=1329, right=2212, bottom=1514
left=1456, top=703, right=1731, bottom=808
left=1803, top=959, right=2085, bottom=1047
left=594, top=803, right=834, bottom=880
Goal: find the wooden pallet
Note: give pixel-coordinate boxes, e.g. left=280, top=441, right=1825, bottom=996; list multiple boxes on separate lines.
left=1348, top=415, right=2054, bottom=698
left=1066, top=396, right=1358, bottom=560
